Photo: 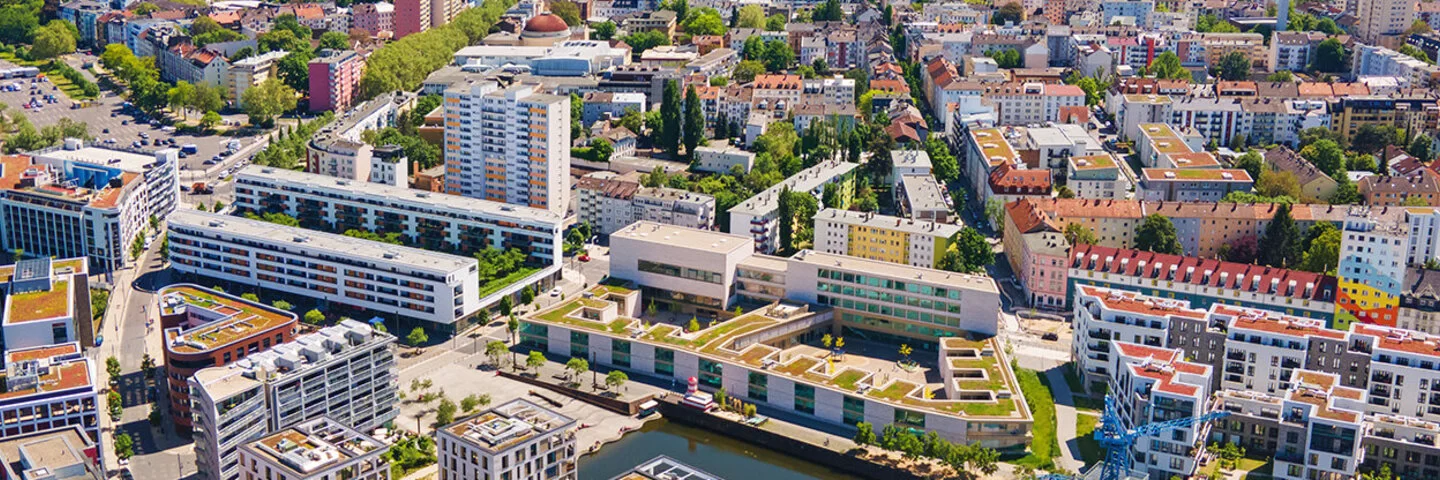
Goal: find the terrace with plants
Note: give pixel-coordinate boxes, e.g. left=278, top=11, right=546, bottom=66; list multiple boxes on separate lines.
left=160, top=285, right=298, bottom=353
left=525, top=285, right=1028, bottom=420
left=4, top=279, right=71, bottom=324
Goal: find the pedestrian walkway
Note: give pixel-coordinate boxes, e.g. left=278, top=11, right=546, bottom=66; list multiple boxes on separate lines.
left=1046, top=367, right=1085, bottom=473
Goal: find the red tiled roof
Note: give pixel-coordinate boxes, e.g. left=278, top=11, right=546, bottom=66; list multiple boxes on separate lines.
left=988, top=163, right=1051, bottom=194
left=1068, top=244, right=1337, bottom=302
left=1074, top=285, right=1207, bottom=319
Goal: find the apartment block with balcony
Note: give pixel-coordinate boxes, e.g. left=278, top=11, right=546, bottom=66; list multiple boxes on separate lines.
left=728, top=160, right=858, bottom=254
left=812, top=209, right=960, bottom=269
left=442, top=81, right=570, bottom=215
left=191, top=320, right=398, bottom=480
left=576, top=172, right=715, bottom=236
left=307, top=49, right=364, bottom=113
left=1071, top=285, right=1205, bottom=391
left=237, top=416, right=391, bottom=480
left=1337, top=206, right=1410, bottom=330
left=1109, top=342, right=1213, bottom=480
left=437, top=399, right=577, bottom=480
left=1210, top=370, right=1366, bottom=480
left=0, top=343, right=99, bottom=451
left=167, top=210, right=483, bottom=332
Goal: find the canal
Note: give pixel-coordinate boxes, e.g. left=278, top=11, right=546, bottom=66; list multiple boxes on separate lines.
left=578, top=419, right=864, bottom=480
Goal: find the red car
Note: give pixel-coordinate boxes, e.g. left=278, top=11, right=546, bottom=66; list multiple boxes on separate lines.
left=578, top=254, right=591, bottom=262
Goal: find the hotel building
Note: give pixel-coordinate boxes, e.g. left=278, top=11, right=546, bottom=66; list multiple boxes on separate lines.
left=167, top=210, right=484, bottom=332
left=728, top=160, right=858, bottom=254
left=0, top=343, right=99, bottom=448
left=442, top=81, right=571, bottom=215
left=812, top=209, right=961, bottom=269
left=236, top=417, right=391, bottom=480
left=234, top=165, right=563, bottom=268
left=436, top=399, right=577, bottom=480
left=159, top=284, right=300, bottom=433
left=191, top=320, right=397, bottom=480
left=2, top=142, right=179, bottom=272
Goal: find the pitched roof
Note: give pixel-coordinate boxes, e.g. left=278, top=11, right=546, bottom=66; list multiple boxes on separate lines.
left=1265, top=146, right=1336, bottom=187
left=1068, top=244, right=1337, bottom=302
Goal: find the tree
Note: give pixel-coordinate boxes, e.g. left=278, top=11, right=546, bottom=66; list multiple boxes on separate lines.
left=1399, top=45, right=1432, bottom=64
left=1266, top=70, right=1294, bottom=82
left=899, top=344, right=914, bottom=363
left=659, top=80, right=682, bottom=157
left=992, top=2, right=1023, bottom=24
left=1218, top=233, right=1260, bottom=264
left=304, top=309, right=325, bottom=325
left=1411, top=134, right=1434, bottom=162
left=621, top=30, right=670, bottom=54
left=605, top=370, right=629, bottom=392
left=1149, top=51, right=1191, bottom=80
left=1259, top=203, right=1302, bottom=268
left=1197, top=14, right=1240, bottom=32
left=1300, top=139, right=1346, bottom=177
left=1299, top=222, right=1341, bottom=273
left=813, top=0, right=844, bottom=21
left=277, top=50, right=314, bottom=93
left=926, top=135, right=959, bottom=182
left=526, top=350, right=546, bottom=370
left=114, top=433, right=134, bottom=460
left=167, top=81, right=196, bottom=118
left=1407, top=19, right=1434, bottom=36
left=1218, top=51, right=1251, bottom=80
left=937, top=228, right=994, bottom=274
left=498, top=295, right=514, bottom=317
left=687, top=317, right=701, bottom=332
left=550, top=0, right=582, bottom=26
left=732, top=60, right=766, bottom=84
left=271, top=300, right=293, bottom=311
left=461, top=393, right=490, bottom=412
left=738, top=5, right=765, bottom=27
left=485, top=340, right=507, bottom=366
left=684, top=9, right=726, bottom=36
left=436, top=397, right=457, bottom=425
left=241, top=78, right=297, bottom=125
left=1135, top=214, right=1183, bottom=254
left=565, top=357, right=589, bottom=381
left=107, top=391, right=123, bottom=420
left=200, top=110, right=223, bottom=130
left=1256, top=170, right=1302, bottom=199
left=318, top=31, right=350, bottom=50
left=762, top=41, right=795, bottom=72
left=1232, top=149, right=1264, bottom=179
left=407, top=327, right=429, bottom=350
left=106, top=356, right=121, bottom=385
left=854, top=422, right=876, bottom=446
left=592, top=21, right=616, bottom=40
left=1330, top=176, right=1362, bottom=204
left=1313, top=38, right=1346, bottom=73
left=765, top=14, right=786, bottom=31
left=1352, top=124, right=1398, bottom=155
left=31, top=22, right=76, bottom=60
left=985, top=49, right=1022, bottom=68
left=0, top=6, right=39, bottom=46
left=1064, top=222, right=1098, bottom=246
left=683, top=85, right=705, bottom=156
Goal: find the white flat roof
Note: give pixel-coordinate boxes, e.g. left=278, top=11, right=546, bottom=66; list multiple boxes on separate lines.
left=730, top=160, right=858, bottom=216
left=238, top=166, right=563, bottom=225
left=613, top=222, right=752, bottom=255
left=791, top=250, right=999, bottom=293
left=171, top=209, right=478, bottom=273
left=34, top=145, right=167, bottom=173
left=815, top=208, right=961, bottom=237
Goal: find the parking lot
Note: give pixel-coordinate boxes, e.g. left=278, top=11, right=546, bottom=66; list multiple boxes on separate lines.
left=0, top=67, right=257, bottom=174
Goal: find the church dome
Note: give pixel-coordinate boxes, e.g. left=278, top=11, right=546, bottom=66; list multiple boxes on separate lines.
left=523, top=13, right=569, bottom=34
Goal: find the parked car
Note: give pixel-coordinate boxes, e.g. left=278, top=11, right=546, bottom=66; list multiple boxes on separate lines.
left=1041, top=332, right=1059, bottom=341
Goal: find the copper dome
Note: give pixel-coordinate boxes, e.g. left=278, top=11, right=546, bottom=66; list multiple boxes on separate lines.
left=524, top=13, right=569, bottom=33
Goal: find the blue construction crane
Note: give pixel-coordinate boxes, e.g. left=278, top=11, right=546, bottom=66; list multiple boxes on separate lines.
left=1039, top=395, right=1231, bottom=480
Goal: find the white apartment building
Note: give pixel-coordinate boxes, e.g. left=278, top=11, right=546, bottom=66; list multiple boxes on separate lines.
left=167, top=210, right=483, bottom=329
left=982, top=83, right=1086, bottom=126
left=890, top=150, right=932, bottom=188
left=1218, top=306, right=1338, bottom=395
left=1067, top=154, right=1127, bottom=200
left=305, top=93, right=415, bottom=184
left=802, top=77, right=857, bottom=107
left=1137, top=169, right=1253, bottom=202
left=1109, top=342, right=1212, bottom=480
left=692, top=144, right=756, bottom=174
left=1405, top=208, right=1440, bottom=266
left=1101, top=0, right=1154, bottom=26
left=576, top=172, right=716, bottom=236
left=237, top=417, right=391, bottom=480
left=1338, top=206, right=1410, bottom=328
left=1170, top=97, right=1253, bottom=148
left=1, top=258, right=92, bottom=353
left=443, top=81, right=571, bottom=215
left=1353, top=44, right=1440, bottom=88
left=728, top=160, right=858, bottom=254
left=233, top=165, right=563, bottom=267
left=1355, top=0, right=1416, bottom=47
left=191, top=320, right=398, bottom=480
left=1352, top=324, right=1440, bottom=422
left=1115, top=94, right=1175, bottom=142
left=436, top=399, right=577, bottom=480
left=226, top=51, right=288, bottom=109
left=9, top=141, right=179, bottom=272
left=812, top=209, right=962, bottom=269
left=1271, top=31, right=1325, bottom=73
left=0, top=343, right=99, bottom=451
left=1072, top=285, right=1204, bottom=388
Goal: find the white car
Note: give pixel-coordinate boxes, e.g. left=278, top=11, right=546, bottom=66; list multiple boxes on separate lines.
left=549, top=287, right=562, bottom=297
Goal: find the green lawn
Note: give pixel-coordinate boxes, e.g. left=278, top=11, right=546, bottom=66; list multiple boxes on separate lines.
left=1202, top=455, right=1273, bottom=479
left=1076, top=413, right=1103, bottom=465
left=477, top=268, right=540, bottom=298
left=832, top=369, right=867, bottom=391
left=1013, top=367, right=1059, bottom=470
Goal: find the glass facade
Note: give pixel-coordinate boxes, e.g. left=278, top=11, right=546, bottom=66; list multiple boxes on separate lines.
left=519, top=322, right=548, bottom=350
left=639, top=260, right=724, bottom=284
left=612, top=339, right=631, bottom=368
left=842, top=395, right=865, bottom=426
left=794, top=384, right=815, bottom=414
left=894, top=408, right=925, bottom=429
left=570, top=331, right=589, bottom=359
left=748, top=371, right=768, bottom=403
left=655, top=348, right=675, bottom=376
left=840, top=315, right=952, bottom=345
left=813, top=268, right=970, bottom=333
left=699, top=358, right=723, bottom=388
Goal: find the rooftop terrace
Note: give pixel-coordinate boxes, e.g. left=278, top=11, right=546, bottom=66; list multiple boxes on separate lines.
left=3, top=279, right=72, bottom=324
left=445, top=399, right=575, bottom=453
left=160, top=285, right=298, bottom=354
left=0, top=343, right=91, bottom=402
left=529, top=285, right=1024, bottom=419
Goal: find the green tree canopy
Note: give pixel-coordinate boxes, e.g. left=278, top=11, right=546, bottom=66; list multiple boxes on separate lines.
left=1260, top=203, right=1302, bottom=268
left=1134, top=214, right=1183, bottom=254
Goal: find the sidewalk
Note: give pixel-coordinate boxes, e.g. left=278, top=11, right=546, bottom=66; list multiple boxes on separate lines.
left=1046, top=367, right=1084, bottom=472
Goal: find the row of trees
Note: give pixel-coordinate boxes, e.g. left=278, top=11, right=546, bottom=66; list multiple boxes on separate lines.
left=251, top=113, right=335, bottom=169
left=360, top=0, right=514, bottom=99
left=852, top=422, right=1000, bottom=478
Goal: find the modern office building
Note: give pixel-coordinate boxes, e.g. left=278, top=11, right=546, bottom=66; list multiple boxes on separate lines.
left=576, top=172, right=716, bottom=236
left=728, top=160, right=858, bottom=254
left=811, top=209, right=961, bottom=269
left=236, top=417, right=391, bottom=480
left=436, top=399, right=577, bottom=480
left=307, top=49, right=365, bottom=113
left=234, top=165, right=563, bottom=267
left=0, top=343, right=100, bottom=449
left=159, top=284, right=300, bottom=433
left=0, top=425, right=102, bottom=480
left=0, top=258, right=93, bottom=354
left=442, top=81, right=571, bottom=215
left=609, top=222, right=754, bottom=315
left=168, top=210, right=485, bottom=332
left=2, top=141, right=180, bottom=272
left=191, top=320, right=397, bottom=480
